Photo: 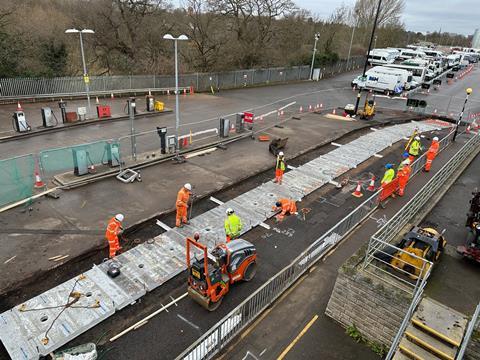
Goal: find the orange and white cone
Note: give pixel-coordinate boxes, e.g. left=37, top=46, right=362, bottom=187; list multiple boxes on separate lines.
left=17, top=102, right=23, bottom=111
left=332, top=108, right=336, bottom=115
left=34, top=171, right=45, bottom=188
left=309, top=105, right=313, bottom=112
left=95, top=97, right=99, bottom=104
left=111, top=93, right=114, bottom=99
left=320, top=103, right=323, bottom=109
left=167, top=90, right=170, bottom=96
left=367, top=176, right=376, bottom=192
left=183, top=88, right=187, bottom=95
left=280, top=110, right=284, bottom=116
left=352, top=181, right=363, bottom=198
left=466, top=124, right=471, bottom=134
left=299, top=106, right=303, bottom=113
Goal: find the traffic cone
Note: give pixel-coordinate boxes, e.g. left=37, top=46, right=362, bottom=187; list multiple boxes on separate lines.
left=95, top=97, right=99, bottom=104
left=167, top=90, right=170, bottom=96
left=309, top=105, right=313, bottom=112
left=320, top=103, right=323, bottom=109
left=466, top=124, right=471, bottom=134
left=111, top=93, right=115, bottom=99
left=367, top=176, right=376, bottom=192
left=299, top=106, right=303, bottom=113
left=17, top=102, right=22, bottom=111
left=332, top=109, right=336, bottom=115
left=190, top=85, right=194, bottom=94
left=280, top=110, right=284, bottom=116
left=183, top=88, right=187, bottom=95
left=316, top=103, right=320, bottom=109
left=89, top=164, right=96, bottom=174
left=34, top=171, right=45, bottom=189
left=352, top=181, right=363, bottom=198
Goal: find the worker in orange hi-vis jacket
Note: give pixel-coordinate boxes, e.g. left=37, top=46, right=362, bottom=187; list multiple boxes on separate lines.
left=272, top=198, right=297, bottom=221
left=397, top=159, right=412, bottom=197
left=176, top=183, right=192, bottom=227
left=424, top=137, right=440, bottom=172
left=105, top=214, right=124, bottom=258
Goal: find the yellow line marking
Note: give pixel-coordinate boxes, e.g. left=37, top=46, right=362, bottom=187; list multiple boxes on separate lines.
left=276, top=314, right=318, bottom=360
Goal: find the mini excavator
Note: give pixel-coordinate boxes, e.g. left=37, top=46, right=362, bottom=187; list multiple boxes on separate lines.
left=186, top=234, right=257, bottom=311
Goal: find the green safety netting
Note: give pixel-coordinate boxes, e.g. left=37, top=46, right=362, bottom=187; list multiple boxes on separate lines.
left=39, top=140, right=119, bottom=175
left=0, top=154, right=35, bottom=207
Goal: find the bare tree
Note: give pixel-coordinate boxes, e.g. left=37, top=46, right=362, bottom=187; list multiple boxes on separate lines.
left=352, top=0, right=405, bottom=28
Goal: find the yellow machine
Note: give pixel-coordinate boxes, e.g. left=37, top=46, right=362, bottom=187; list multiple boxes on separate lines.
left=358, top=93, right=376, bottom=120
left=389, top=226, right=446, bottom=279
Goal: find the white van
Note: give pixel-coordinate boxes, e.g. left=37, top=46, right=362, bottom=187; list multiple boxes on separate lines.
left=398, top=49, right=426, bottom=61
left=367, top=50, right=396, bottom=65
left=351, top=66, right=412, bottom=93
left=447, top=54, right=461, bottom=68
left=383, top=63, right=427, bottom=85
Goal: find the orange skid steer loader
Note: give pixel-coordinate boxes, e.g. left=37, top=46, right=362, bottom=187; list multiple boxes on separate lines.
left=186, top=235, right=257, bottom=311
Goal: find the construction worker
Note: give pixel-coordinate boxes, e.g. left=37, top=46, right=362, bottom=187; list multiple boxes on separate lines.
left=397, top=159, right=412, bottom=196
left=273, top=198, right=297, bottom=221
left=424, top=137, right=440, bottom=172
left=408, top=136, right=422, bottom=163
left=274, top=151, right=286, bottom=184
left=381, top=164, right=395, bottom=186
left=105, top=214, right=124, bottom=258
left=224, top=208, right=243, bottom=242
left=398, top=152, right=410, bottom=171
left=176, top=183, right=192, bottom=227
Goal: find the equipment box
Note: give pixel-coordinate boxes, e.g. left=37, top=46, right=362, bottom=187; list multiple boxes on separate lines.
left=65, top=111, right=78, bottom=123
left=97, top=105, right=111, bottom=118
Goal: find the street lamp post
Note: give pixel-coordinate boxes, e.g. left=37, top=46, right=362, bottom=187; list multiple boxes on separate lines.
left=346, top=25, right=356, bottom=70
left=163, top=34, right=189, bottom=156
left=452, top=88, right=473, bottom=142
left=65, top=29, right=94, bottom=116
left=309, top=33, right=320, bottom=80
left=354, top=0, right=382, bottom=115
left=374, top=35, right=378, bottom=49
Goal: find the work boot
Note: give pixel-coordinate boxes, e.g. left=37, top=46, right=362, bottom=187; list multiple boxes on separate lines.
left=177, top=224, right=183, bottom=228
left=184, top=221, right=190, bottom=225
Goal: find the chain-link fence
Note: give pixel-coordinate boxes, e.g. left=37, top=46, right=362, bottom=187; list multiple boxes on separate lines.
left=176, top=190, right=380, bottom=360
left=0, top=154, right=35, bottom=207
left=0, top=57, right=364, bottom=99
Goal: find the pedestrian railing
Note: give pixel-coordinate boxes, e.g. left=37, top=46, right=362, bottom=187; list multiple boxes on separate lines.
left=0, top=58, right=364, bottom=100
left=176, top=189, right=380, bottom=360
left=456, top=302, right=480, bottom=360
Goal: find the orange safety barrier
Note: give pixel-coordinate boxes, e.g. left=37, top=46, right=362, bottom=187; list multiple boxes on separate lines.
left=379, top=178, right=399, bottom=202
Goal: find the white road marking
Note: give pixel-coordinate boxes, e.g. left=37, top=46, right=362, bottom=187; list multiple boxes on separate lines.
left=177, top=314, right=201, bottom=331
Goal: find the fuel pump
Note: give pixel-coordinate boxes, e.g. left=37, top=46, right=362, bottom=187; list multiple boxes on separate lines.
left=58, top=100, right=67, bottom=124
left=146, top=95, right=155, bottom=112
left=12, top=110, right=31, bottom=132
left=157, top=126, right=167, bottom=154
left=41, top=107, right=59, bottom=128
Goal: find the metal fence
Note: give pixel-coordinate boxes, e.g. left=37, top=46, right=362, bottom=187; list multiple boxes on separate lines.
left=0, top=57, right=364, bottom=99
left=176, top=187, right=380, bottom=360
left=363, top=129, right=461, bottom=294
left=456, top=302, right=480, bottom=360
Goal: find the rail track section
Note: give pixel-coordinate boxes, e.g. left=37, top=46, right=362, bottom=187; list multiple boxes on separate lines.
left=0, top=120, right=450, bottom=360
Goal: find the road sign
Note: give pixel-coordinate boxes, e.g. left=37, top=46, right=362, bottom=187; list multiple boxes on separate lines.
left=244, top=111, right=254, bottom=123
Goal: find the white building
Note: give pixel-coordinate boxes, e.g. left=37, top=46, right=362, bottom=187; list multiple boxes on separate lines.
left=472, top=29, right=480, bottom=49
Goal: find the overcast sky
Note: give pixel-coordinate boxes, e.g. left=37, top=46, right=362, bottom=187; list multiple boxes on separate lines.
left=296, top=0, right=478, bottom=35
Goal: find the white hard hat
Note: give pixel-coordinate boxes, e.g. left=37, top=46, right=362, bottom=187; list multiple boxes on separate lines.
left=433, top=136, right=439, bottom=141
left=115, top=214, right=124, bottom=222
left=184, top=183, right=192, bottom=191
left=278, top=151, right=284, bottom=156
left=226, top=208, right=234, bottom=215
left=402, top=158, right=411, bottom=165
left=415, top=136, right=420, bottom=141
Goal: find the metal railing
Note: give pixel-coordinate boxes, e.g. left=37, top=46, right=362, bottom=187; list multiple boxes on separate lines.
left=176, top=188, right=380, bottom=360
left=368, top=132, right=480, bottom=359
left=0, top=58, right=364, bottom=100
left=456, top=302, right=480, bottom=360
left=385, top=272, right=430, bottom=360
left=363, top=129, right=457, bottom=294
